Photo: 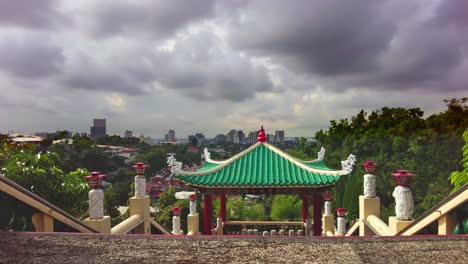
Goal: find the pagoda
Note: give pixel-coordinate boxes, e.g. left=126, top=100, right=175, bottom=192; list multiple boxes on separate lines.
left=172, top=126, right=356, bottom=235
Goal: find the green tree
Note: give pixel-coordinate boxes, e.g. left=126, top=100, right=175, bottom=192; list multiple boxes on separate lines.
left=270, top=195, right=302, bottom=221
left=449, top=129, right=468, bottom=191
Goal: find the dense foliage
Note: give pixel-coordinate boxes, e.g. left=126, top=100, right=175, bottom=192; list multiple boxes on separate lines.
left=449, top=129, right=468, bottom=191
left=311, top=99, right=467, bottom=220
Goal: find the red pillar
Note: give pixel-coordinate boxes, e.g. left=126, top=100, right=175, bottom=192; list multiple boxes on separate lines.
left=302, top=196, right=308, bottom=223
left=313, top=194, right=322, bottom=236
left=203, top=194, right=212, bottom=235
left=220, top=194, right=227, bottom=222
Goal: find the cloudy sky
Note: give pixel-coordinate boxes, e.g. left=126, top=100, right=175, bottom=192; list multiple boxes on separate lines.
left=0, top=0, right=466, bottom=138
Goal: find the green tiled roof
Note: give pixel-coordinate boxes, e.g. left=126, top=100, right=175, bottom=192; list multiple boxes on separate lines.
left=197, top=161, right=221, bottom=172
left=174, top=143, right=343, bottom=188
left=302, top=160, right=332, bottom=171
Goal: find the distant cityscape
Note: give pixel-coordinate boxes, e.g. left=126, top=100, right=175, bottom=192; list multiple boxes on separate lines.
left=7, top=118, right=312, bottom=146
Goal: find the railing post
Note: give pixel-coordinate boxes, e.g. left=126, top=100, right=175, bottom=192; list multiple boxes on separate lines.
left=82, top=172, right=111, bottom=233
left=187, top=193, right=200, bottom=235
left=359, top=161, right=380, bottom=236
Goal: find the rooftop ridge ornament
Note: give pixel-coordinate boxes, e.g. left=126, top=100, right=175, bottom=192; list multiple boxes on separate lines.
left=167, top=155, right=182, bottom=175
left=341, top=154, right=356, bottom=174
left=257, top=125, right=267, bottom=143
left=317, top=147, right=326, bottom=161
left=203, top=148, right=211, bottom=161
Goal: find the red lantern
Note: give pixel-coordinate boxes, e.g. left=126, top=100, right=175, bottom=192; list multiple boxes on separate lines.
left=323, top=192, right=333, bottom=201
left=391, top=170, right=415, bottom=187
left=362, top=160, right=378, bottom=174
left=84, top=172, right=105, bottom=189
left=336, top=207, right=347, bottom=217
left=171, top=206, right=182, bottom=216
left=132, top=162, right=148, bottom=175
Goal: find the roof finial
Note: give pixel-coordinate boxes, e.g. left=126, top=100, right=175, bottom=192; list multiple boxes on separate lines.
left=257, top=125, right=267, bottom=143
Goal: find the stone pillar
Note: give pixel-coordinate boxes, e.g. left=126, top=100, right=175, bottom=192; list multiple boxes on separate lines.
left=134, top=175, right=146, bottom=198
left=313, top=194, right=322, bottom=236
left=324, top=201, right=332, bottom=216
left=393, top=186, right=414, bottom=221
left=187, top=199, right=199, bottom=235
left=88, top=189, right=104, bottom=219
left=363, top=174, right=376, bottom=198
left=336, top=216, right=346, bottom=235
left=172, top=215, right=183, bottom=235
left=216, top=217, right=223, bottom=235
left=203, top=194, right=213, bottom=235
left=322, top=214, right=334, bottom=236
left=389, top=216, right=413, bottom=235
left=220, top=194, right=227, bottom=222
left=359, top=195, right=380, bottom=236
left=83, top=186, right=111, bottom=233
left=129, top=196, right=151, bottom=234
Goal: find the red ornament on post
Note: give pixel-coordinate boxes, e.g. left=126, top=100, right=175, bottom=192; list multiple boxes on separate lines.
left=362, top=160, right=378, bottom=174
left=336, top=207, right=347, bottom=217
left=391, top=170, right=415, bottom=187
left=323, top=192, right=333, bottom=201
left=84, top=172, right=105, bottom=189
left=257, top=125, right=267, bottom=143
left=171, top=206, right=182, bottom=216
left=188, top=193, right=197, bottom=201
left=132, top=162, right=148, bottom=175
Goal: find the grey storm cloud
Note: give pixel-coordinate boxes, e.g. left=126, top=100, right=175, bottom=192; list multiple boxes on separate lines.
left=227, top=0, right=468, bottom=92
left=83, top=0, right=216, bottom=39
left=0, top=0, right=66, bottom=29
left=62, top=29, right=273, bottom=101
left=153, top=31, right=273, bottom=102
left=229, top=0, right=395, bottom=75
left=62, top=53, right=152, bottom=95
left=0, top=34, right=65, bottom=78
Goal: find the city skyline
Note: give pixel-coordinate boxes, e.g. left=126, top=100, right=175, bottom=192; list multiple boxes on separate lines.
left=1, top=1, right=467, bottom=137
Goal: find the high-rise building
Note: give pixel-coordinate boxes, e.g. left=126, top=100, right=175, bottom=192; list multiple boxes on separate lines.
left=236, top=130, right=245, bottom=144
left=267, top=134, right=275, bottom=142
left=226, top=130, right=236, bottom=143
left=90, top=119, right=106, bottom=139
left=195, top=133, right=205, bottom=143
left=168, top=129, right=176, bottom=142
left=275, top=130, right=285, bottom=143
left=124, top=130, right=132, bottom=138
left=214, top=134, right=227, bottom=143
left=247, top=131, right=258, bottom=144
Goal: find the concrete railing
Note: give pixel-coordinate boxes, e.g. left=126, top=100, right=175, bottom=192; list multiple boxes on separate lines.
left=111, top=215, right=144, bottom=235
left=366, top=215, right=391, bottom=236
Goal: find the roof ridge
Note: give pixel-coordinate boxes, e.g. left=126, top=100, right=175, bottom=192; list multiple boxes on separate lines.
left=263, top=143, right=347, bottom=176
left=179, top=142, right=262, bottom=176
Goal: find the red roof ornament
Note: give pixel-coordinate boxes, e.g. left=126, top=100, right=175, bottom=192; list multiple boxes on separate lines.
left=257, top=125, right=267, bottom=143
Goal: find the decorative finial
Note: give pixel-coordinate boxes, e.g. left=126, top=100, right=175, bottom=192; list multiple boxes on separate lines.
left=257, top=125, right=267, bottom=142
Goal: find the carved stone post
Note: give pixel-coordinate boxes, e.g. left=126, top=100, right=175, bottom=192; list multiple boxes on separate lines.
left=389, top=170, right=415, bottom=234
left=336, top=208, right=347, bottom=235
left=187, top=193, right=200, bottom=235
left=362, top=160, right=378, bottom=198
left=391, top=170, right=415, bottom=221
left=82, top=172, right=111, bottom=233
left=322, top=192, right=334, bottom=236
left=172, top=206, right=183, bottom=235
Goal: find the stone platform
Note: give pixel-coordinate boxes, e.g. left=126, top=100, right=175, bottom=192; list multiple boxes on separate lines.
left=0, top=232, right=466, bottom=264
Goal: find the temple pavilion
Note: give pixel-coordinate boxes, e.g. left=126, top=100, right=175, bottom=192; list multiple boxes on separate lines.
left=173, top=126, right=356, bottom=235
